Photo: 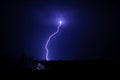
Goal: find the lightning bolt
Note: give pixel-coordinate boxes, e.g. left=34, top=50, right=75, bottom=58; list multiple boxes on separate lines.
left=45, top=24, right=62, bottom=61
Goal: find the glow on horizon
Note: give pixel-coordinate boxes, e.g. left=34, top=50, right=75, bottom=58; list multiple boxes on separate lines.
left=45, top=21, right=62, bottom=61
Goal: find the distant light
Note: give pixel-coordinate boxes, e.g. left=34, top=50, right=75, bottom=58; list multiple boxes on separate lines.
left=36, top=63, right=45, bottom=70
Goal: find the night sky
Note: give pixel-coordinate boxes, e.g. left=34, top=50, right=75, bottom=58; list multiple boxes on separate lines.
left=1, top=0, right=119, bottom=61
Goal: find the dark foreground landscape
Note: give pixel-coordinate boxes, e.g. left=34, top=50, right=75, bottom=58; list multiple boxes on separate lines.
left=0, top=54, right=119, bottom=71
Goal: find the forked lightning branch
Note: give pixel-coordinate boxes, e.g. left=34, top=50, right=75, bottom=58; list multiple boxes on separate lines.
left=45, top=21, right=63, bottom=61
